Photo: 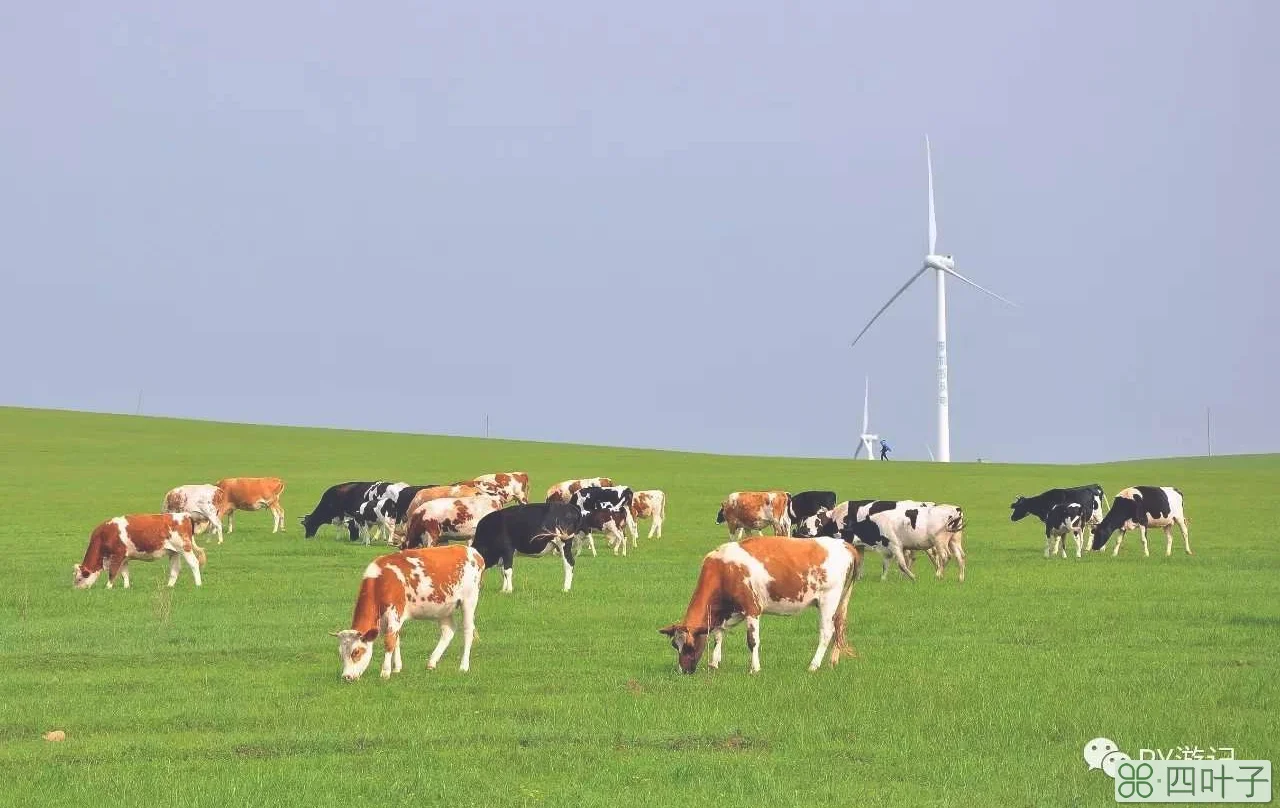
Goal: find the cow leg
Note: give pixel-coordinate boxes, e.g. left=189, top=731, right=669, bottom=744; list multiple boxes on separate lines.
left=809, top=594, right=840, bottom=672
left=271, top=501, right=284, bottom=533
left=1163, top=526, right=1174, bottom=557
left=167, top=553, right=182, bottom=587
left=119, top=560, right=131, bottom=589
left=608, top=522, right=626, bottom=557
left=106, top=556, right=125, bottom=589
left=427, top=616, right=456, bottom=670
left=931, top=546, right=947, bottom=579
left=893, top=545, right=917, bottom=582
left=732, top=526, right=744, bottom=542
left=879, top=551, right=891, bottom=582
left=1073, top=528, right=1084, bottom=559
left=211, top=513, right=225, bottom=545
left=1178, top=518, right=1192, bottom=555
left=1139, top=525, right=1150, bottom=557
left=1058, top=534, right=1068, bottom=559
left=581, top=531, right=597, bottom=557
left=708, top=628, right=725, bottom=670
left=626, top=510, right=638, bottom=546
left=183, top=549, right=203, bottom=586
left=1113, top=529, right=1125, bottom=556
left=500, top=552, right=515, bottom=593
left=1044, top=530, right=1055, bottom=559
left=745, top=616, right=762, bottom=673
left=226, top=510, right=235, bottom=534
left=458, top=594, right=477, bottom=672
left=952, top=539, right=966, bottom=583
left=381, top=630, right=399, bottom=679
left=561, top=540, right=576, bottom=592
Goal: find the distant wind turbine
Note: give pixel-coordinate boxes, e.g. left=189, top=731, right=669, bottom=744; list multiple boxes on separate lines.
left=849, top=136, right=1016, bottom=462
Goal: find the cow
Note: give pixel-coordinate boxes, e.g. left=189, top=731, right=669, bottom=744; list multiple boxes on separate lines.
left=1010, top=484, right=1106, bottom=532
left=1090, top=486, right=1191, bottom=557
left=715, top=491, right=791, bottom=540
left=794, top=500, right=865, bottom=539
left=400, top=484, right=484, bottom=530
left=629, top=489, right=667, bottom=539
left=786, top=491, right=837, bottom=536
left=467, top=472, right=530, bottom=505
left=214, top=477, right=286, bottom=534
left=351, top=482, right=411, bottom=545
left=570, top=486, right=637, bottom=556
left=331, top=544, right=484, bottom=681
left=1044, top=501, right=1092, bottom=559
left=403, top=495, right=503, bottom=549
left=545, top=477, right=614, bottom=504
left=162, top=484, right=229, bottom=544
left=812, top=500, right=966, bottom=582
left=658, top=535, right=861, bottom=674
left=73, top=513, right=207, bottom=590
left=300, top=482, right=376, bottom=542
left=470, top=504, right=588, bottom=592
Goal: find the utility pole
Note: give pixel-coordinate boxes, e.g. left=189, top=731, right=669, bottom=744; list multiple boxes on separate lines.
left=1206, top=407, right=1212, bottom=457
left=485, top=414, right=490, bottom=439
left=136, top=390, right=143, bottom=416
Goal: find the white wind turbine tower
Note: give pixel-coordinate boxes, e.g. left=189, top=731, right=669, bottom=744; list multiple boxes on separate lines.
left=853, top=377, right=878, bottom=460
left=849, top=137, right=1015, bottom=463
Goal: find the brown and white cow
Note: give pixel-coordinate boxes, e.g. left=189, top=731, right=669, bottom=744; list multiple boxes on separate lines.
left=73, top=513, right=207, bottom=590
left=214, top=477, right=286, bottom=534
left=466, top=472, right=530, bottom=505
left=629, top=489, right=667, bottom=539
left=403, top=495, right=503, bottom=549
left=163, top=484, right=230, bottom=544
left=659, top=535, right=860, bottom=673
left=396, top=484, right=483, bottom=536
left=715, top=491, right=791, bottom=540
left=545, top=477, right=614, bottom=504
left=331, top=544, right=485, bottom=681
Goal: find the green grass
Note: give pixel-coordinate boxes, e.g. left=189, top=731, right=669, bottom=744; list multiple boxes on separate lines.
left=0, top=406, right=1276, bottom=807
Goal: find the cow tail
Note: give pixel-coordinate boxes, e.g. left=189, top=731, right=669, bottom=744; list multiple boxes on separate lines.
left=946, top=511, right=965, bottom=534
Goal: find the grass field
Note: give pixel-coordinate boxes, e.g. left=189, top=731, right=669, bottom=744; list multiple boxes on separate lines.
left=1, top=406, right=1277, bottom=807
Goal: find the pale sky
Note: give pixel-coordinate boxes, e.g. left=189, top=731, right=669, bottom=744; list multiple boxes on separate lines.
left=1, top=1, right=1275, bottom=462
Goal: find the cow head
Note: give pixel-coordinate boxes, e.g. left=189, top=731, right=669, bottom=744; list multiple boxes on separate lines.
left=300, top=512, right=327, bottom=539
left=658, top=624, right=711, bottom=674
left=1009, top=496, right=1031, bottom=522
left=331, top=629, right=376, bottom=681
left=794, top=507, right=834, bottom=538
left=1089, top=523, right=1115, bottom=552
left=72, top=563, right=100, bottom=589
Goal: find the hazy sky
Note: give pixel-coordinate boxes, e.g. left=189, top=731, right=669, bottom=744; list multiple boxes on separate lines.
left=2, top=2, right=1275, bottom=462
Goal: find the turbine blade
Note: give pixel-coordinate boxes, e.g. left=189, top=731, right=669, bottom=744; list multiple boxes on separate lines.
left=927, top=135, right=937, bottom=255
left=942, top=266, right=1018, bottom=307
left=850, top=267, right=929, bottom=348
left=853, top=442, right=863, bottom=459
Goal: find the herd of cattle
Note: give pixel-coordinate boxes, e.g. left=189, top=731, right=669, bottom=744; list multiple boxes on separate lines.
left=70, top=473, right=1191, bottom=678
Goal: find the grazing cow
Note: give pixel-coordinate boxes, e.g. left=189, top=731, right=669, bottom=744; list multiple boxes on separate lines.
left=786, top=491, right=837, bottom=536
left=300, top=482, right=376, bottom=542
left=659, top=536, right=860, bottom=674
left=403, top=495, right=503, bottom=549
left=73, top=513, right=206, bottom=590
left=351, top=482, right=411, bottom=545
left=400, top=484, right=484, bottom=529
left=471, top=504, right=587, bottom=592
left=1044, top=501, right=1092, bottom=559
left=814, top=500, right=966, bottom=582
left=570, top=486, right=637, bottom=556
left=331, top=544, right=484, bottom=681
left=1010, top=484, right=1105, bottom=531
left=545, top=477, right=614, bottom=504
left=1090, top=486, right=1191, bottom=557
left=630, top=489, right=667, bottom=539
left=215, top=477, right=286, bottom=534
left=163, top=484, right=229, bottom=544
left=467, top=472, right=530, bottom=505
left=715, top=491, right=791, bottom=540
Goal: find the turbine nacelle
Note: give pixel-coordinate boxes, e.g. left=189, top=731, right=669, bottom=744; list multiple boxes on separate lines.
left=925, top=254, right=955, bottom=272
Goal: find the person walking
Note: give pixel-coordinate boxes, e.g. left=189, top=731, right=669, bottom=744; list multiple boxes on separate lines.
left=879, top=439, right=891, bottom=461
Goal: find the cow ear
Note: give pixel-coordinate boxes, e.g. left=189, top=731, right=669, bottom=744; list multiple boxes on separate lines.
left=360, top=629, right=379, bottom=643
left=328, top=631, right=343, bottom=638
left=658, top=624, right=680, bottom=637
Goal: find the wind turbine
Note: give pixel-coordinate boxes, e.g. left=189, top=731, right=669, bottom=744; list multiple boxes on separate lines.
left=849, top=137, right=1015, bottom=463
left=853, top=377, right=878, bottom=460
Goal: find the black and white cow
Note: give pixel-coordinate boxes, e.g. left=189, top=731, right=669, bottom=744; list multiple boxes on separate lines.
left=570, top=486, right=636, bottom=556
left=808, top=500, right=966, bottom=582
left=470, top=503, right=588, bottom=592
left=1090, top=486, right=1191, bottom=557
left=786, top=490, right=837, bottom=536
left=1043, top=501, right=1093, bottom=559
left=1010, top=484, right=1106, bottom=532
left=300, top=482, right=377, bottom=542
left=300, top=481, right=408, bottom=544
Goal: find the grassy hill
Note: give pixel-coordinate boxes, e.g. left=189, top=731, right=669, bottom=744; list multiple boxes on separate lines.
left=0, top=406, right=1276, bottom=807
